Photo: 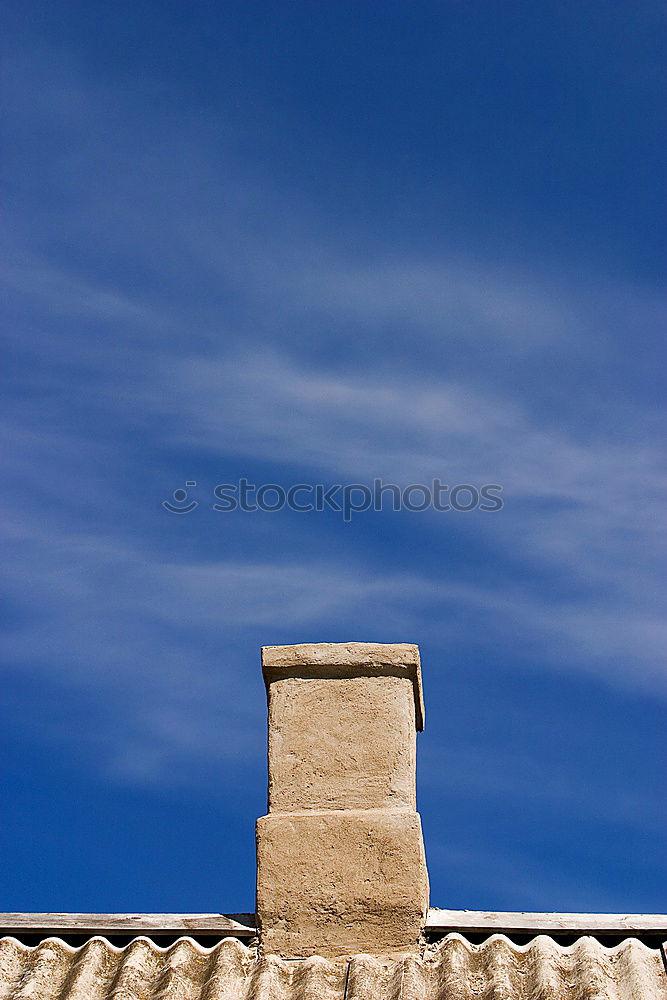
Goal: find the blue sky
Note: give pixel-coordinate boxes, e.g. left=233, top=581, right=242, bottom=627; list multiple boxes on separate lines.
left=2, top=1, right=665, bottom=915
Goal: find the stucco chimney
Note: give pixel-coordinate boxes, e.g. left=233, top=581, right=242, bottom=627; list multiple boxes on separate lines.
left=256, top=642, right=429, bottom=958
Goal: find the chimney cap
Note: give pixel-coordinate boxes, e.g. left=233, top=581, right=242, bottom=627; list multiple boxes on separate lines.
left=261, top=641, right=424, bottom=731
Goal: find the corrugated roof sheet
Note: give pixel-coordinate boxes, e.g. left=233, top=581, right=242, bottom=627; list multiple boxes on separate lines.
left=1, top=932, right=665, bottom=999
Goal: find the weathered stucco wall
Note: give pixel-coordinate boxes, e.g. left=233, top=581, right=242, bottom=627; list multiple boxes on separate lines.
left=256, top=642, right=429, bottom=959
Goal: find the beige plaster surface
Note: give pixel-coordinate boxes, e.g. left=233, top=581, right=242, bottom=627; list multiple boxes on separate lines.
left=261, top=643, right=424, bottom=731
left=267, top=674, right=416, bottom=811
left=257, top=642, right=429, bottom=958
left=256, top=810, right=429, bottom=958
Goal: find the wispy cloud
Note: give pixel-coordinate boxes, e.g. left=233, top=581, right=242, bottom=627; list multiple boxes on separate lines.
left=2, top=41, right=664, bottom=792
left=149, top=350, right=665, bottom=673
left=158, top=349, right=663, bottom=499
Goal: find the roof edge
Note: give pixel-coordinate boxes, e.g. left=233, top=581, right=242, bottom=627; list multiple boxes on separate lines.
left=426, top=908, right=667, bottom=937
left=1, top=909, right=664, bottom=939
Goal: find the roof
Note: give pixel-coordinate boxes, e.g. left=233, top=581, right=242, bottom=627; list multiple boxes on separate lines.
left=1, top=911, right=665, bottom=1000
left=1, top=931, right=666, bottom=999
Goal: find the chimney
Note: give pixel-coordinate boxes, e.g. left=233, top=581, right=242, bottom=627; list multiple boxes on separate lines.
left=256, top=642, right=429, bottom=958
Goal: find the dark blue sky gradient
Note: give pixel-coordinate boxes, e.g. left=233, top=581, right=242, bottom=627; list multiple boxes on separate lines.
left=1, top=1, right=665, bottom=914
